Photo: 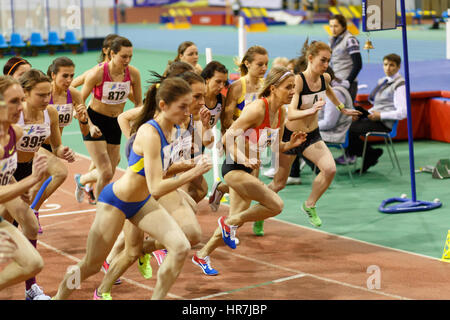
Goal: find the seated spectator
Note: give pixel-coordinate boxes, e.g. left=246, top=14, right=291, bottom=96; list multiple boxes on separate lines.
left=336, top=53, right=407, bottom=173
left=318, top=67, right=354, bottom=144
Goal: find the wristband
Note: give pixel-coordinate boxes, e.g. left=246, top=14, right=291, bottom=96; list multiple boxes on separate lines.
left=79, top=119, right=88, bottom=125
left=336, top=103, right=345, bottom=111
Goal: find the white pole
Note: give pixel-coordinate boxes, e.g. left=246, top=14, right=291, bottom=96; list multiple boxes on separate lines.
left=238, top=15, right=246, bottom=61
left=205, top=47, right=212, bottom=64
left=447, top=9, right=450, bottom=59
left=205, top=48, right=221, bottom=184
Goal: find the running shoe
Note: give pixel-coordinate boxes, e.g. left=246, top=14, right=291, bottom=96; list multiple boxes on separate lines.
left=209, top=180, right=224, bottom=212
left=218, top=216, right=237, bottom=249
left=286, top=177, right=302, bottom=185
left=138, top=254, right=153, bottom=279
left=252, top=220, right=264, bottom=236
left=74, top=174, right=85, bottom=203
left=93, top=289, right=112, bottom=300
left=101, top=261, right=122, bottom=285
left=301, top=201, right=322, bottom=227
left=192, top=253, right=218, bottom=276
left=25, top=284, right=51, bottom=300
left=263, top=167, right=276, bottom=178
left=84, top=187, right=96, bottom=205
left=152, top=249, right=168, bottom=266
left=335, top=154, right=356, bottom=165
left=34, top=210, right=42, bottom=234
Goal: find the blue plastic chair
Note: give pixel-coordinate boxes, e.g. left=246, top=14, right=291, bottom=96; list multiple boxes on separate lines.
left=360, top=120, right=402, bottom=176
left=64, top=30, right=80, bottom=45
left=48, top=31, right=63, bottom=46
left=10, top=33, right=26, bottom=48
left=0, top=34, right=8, bottom=49
left=30, top=32, right=46, bottom=47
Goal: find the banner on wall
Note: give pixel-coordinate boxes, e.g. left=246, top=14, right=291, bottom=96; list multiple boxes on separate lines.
left=208, top=0, right=283, bottom=9
left=134, top=0, right=200, bottom=6
left=134, top=0, right=283, bottom=8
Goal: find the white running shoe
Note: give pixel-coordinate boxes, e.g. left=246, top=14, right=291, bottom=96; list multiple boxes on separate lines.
left=74, top=174, right=85, bottom=203
left=26, top=284, right=51, bottom=300
left=263, top=167, right=276, bottom=178
left=209, top=180, right=224, bottom=212
left=286, top=177, right=302, bottom=185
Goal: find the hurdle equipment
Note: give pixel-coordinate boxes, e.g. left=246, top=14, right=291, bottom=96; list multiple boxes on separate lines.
left=441, top=230, right=450, bottom=262
left=164, top=8, right=192, bottom=29
left=240, top=7, right=268, bottom=32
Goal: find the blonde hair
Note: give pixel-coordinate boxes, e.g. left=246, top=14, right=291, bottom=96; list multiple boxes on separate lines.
left=272, top=57, right=289, bottom=68
left=258, top=66, right=294, bottom=98
left=0, top=75, right=20, bottom=96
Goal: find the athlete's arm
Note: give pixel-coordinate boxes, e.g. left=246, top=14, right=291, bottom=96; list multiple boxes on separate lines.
left=129, top=66, right=143, bottom=107
left=81, top=67, right=102, bottom=103
left=69, top=87, right=90, bottom=136
left=71, top=70, right=89, bottom=88
left=278, top=107, right=307, bottom=153
left=222, top=99, right=263, bottom=168
left=287, top=74, right=321, bottom=120
left=0, top=154, right=47, bottom=203
left=140, top=125, right=211, bottom=200
left=117, top=106, right=142, bottom=139
left=221, top=81, right=241, bottom=133
left=325, top=73, right=360, bottom=117
left=47, top=107, right=75, bottom=162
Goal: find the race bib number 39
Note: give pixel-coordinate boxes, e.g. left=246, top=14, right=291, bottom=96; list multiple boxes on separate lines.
left=101, top=81, right=131, bottom=105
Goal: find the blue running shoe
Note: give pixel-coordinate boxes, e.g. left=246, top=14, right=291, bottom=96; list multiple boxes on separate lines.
left=218, top=216, right=237, bottom=249
left=192, top=253, right=219, bottom=276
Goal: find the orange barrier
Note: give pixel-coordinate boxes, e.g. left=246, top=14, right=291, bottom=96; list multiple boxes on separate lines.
left=355, top=91, right=450, bottom=143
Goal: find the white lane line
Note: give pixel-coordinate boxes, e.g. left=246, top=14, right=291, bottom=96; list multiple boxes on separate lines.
left=37, top=240, right=185, bottom=300
left=210, top=246, right=411, bottom=300
left=270, top=217, right=444, bottom=262
left=40, top=209, right=96, bottom=218
left=193, top=273, right=307, bottom=300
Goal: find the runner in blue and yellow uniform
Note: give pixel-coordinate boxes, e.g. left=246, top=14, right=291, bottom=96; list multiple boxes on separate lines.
left=53, top=77, right=211, bottom=300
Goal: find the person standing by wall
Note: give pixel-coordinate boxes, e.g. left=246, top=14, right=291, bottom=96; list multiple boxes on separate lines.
left=328, top=14, right=362, bottom=102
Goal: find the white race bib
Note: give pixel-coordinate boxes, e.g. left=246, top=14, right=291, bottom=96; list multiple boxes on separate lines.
left=0, top=152, right=17, bottom=185
left=208, top=102, right=222, bottom=127
left=51, top=103, right=73, bottom=127
left=16, top=123, right=51, bottom=153
left=101, top=81, right=130, bottom=105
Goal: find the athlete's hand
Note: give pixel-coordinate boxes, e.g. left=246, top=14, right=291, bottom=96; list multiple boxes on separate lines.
left=89, top=124, right=102, bottom=139
left=57, top=146, right=75, bottom=163
left=74, top=104, right=88, bottom=123
left=289, top=130, right=307, bottom=148
left=193, top=154, right=213, bottom=176
left=0, top=230, right=18, bottom=263
left=199, top=107, right=212, bottom=129
left=31, top=154, right=48, bottom=182
left=243, top=157, right=261, bottom=170
left=309, top=98, right=325, bottom=115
